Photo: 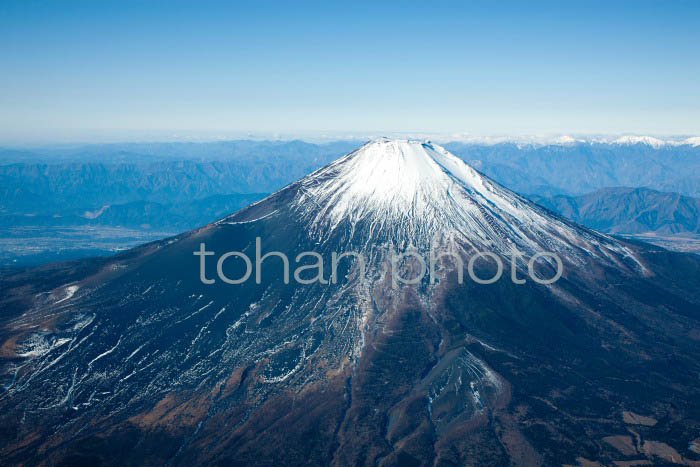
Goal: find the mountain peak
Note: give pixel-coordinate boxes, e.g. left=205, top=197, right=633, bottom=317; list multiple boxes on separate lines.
left=308, top=138, right=484, bottom=203
left=612, top=135, right=667, bottom=148
left=291, top=138, right=494, bottom=241
left=256, top=140, right=646, bottom=272
left=4, top=139, right=689, bottom=466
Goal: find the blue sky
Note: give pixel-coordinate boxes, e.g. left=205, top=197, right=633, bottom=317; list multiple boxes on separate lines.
left=1, top=0, right=699, bottom=142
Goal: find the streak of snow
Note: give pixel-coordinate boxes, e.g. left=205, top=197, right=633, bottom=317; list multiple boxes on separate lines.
left=87, top=336, right=122, bottom=368
left=55, top=285, right=79, bottom=304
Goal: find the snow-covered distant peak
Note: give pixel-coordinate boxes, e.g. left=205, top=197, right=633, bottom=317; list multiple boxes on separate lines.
left=552, top=135, right=583, bottom=145
left=682, top=136, right=700, bottom=147
left=612, top=135, right=668, bottom=148
left=607, top=135, right=700, bottom=148
left=439, top=134, right=700, bottom=148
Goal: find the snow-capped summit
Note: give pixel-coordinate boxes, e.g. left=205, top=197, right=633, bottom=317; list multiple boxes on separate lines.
left=552, top=135, right=583, bottom=145
left=682, top=136, right=700, bottom=147
left=277, top=139, right=642, bottom=269
left=612, top=135, right=668, bottom=148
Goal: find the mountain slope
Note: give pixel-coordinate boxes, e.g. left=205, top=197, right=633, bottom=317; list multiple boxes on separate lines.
left=1, top=140, right=699, bottom=466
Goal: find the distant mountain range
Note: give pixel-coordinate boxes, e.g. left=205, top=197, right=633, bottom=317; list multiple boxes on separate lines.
left=0, top=141, right=357, bottom=215
left=528, top=187, right=700, bottom=235
left=2, top=139, right=700, bottom=266
left=0, top=140, right=359, bottom=164
left=0, top=193, right=266, bottom=230
left=1, top=140, right=699, bottom=216
left=443, top=141, right=700, bottom=197
left=438, top=134, right=700, bottom=148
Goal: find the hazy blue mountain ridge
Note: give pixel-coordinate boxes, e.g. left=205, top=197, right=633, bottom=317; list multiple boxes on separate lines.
left=445, top=141, right=700, bottom=197
left=0, top=193, right=266, bottom=230
left=2, top=141, right=698, bottom=218
left=529, top=187, right=700, bottom=235
left=0, top=140, right=359, bottom=164
left=0, top=140, right=356, bottom=214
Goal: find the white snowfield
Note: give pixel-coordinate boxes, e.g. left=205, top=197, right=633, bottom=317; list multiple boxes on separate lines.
left=293, top=139, right=644, bottom=271
left=682, top=136, right=700, bottom=147
left=611, top=135, right=700, bottom=147
left=612, top=135, right=668, bottom=148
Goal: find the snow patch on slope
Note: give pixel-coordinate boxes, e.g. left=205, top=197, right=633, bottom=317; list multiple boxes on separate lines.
left=55, top=285, right=79, bottom=304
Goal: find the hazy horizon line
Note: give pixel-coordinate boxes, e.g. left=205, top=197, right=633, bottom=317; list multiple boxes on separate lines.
left=2, top=130, right=699, bottom=148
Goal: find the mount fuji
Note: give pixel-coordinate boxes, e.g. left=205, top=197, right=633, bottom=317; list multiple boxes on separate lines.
left=1, top=140, right=699, bottom=466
